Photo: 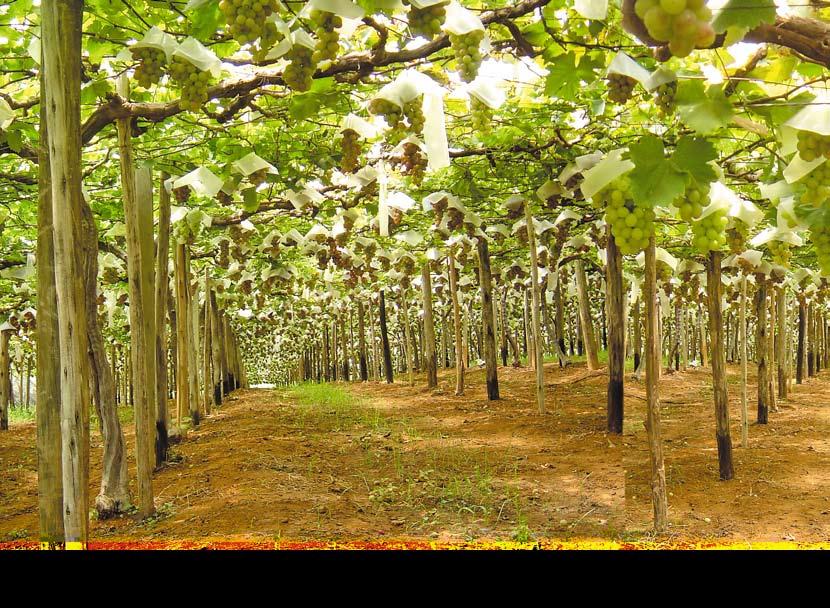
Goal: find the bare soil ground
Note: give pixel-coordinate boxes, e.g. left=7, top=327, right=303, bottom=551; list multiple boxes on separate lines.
left=1, top=360, right=828, bottom=545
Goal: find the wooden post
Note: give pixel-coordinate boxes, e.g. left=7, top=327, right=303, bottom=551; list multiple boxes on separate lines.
left=739, top=274, right=748, bottom=449
left=154, top=171, right=171, bottom=467
left=524, top=203, right=545, bottom=413
left=0, top=330, right=11, bottom=431
left=174, top=242, right=190, bottom=427
left=203, top=270, right=213, bottom=416
left=357, top=300, right=368, bottom=381
left=644, top=237, right=668, bottom=532
left=606, top=227, right=624, bottom=434
left=477, top=238, right=499, bottom=400
left=756, top=276, right=769, bottom=424
left=448, top=251, right=465, bottom=396
left=707, top=251, right=734, bottom=481
left=421, top=263, right=439, bottom=388
left=575, top=259, right=600, bottom=370
left=399, top=291, right=415, bottom=386
left=43, top=0, right=90, bottom=545
left=379, top=290, right=394, bottom=384
left=797, top=294, right=805, bottom=384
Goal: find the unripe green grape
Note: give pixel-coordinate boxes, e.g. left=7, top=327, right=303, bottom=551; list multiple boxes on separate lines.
left=607, top=73, right=638, bottom=104
left=309, top=10, right=341, bottom=63
left=640, top=0, right=714, bottom=57
left=131, top=46, right=166, bottom=88
left=283, top=44, right=316, bottom=92
left=409, top=1, right=448, bottom=39
left=593, top=176, right=654, bottom=255
left=403, top=96, right=425, bottom=134
left=660, top=0, right=687, bottom=16
left=470, top=96, right=492, bottom=133
left=654, top=80, right=677, bottom=114
left=798, top=161, right=830, bottom=206
left=767, top=239, right=792, bottom=267
left=340, top=128, right=361, bottom=173
left=448, top=29, right=485, bottom=83
left=368, top=97, right=404, bottom=130
left=169, top=57, right=213, bottom=111
left=691, top=207, right=727, bottom=253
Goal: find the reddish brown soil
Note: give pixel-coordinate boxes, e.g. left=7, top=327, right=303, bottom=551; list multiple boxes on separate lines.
left=626, top=366, right=830, bottom=543
left=1, top=361, right=828, bottom=545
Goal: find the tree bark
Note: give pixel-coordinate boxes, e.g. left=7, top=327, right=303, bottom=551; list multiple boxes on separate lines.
left=739, top=274, right=748, bottom=449
left=421, top=263, right=438, bottom=388
left=797, top=294, right=805, bottom=385
left=81, top=199, right=130, bottom=518
left=477, top=238, right=499, bottom=400
left=43, top=0, right=90, bottom=546
left=707, top=251, right=734, bottom=481
left=756, top=277, right=769, bottom=425
left=644, top=237, right=668, bottom=532
left=575, top=259, right=600, bottom=370
left=379, top=290, right=394, bottom=384
left=524, top=203, right=545, bottom=413
left=357, top=300, right=368, bottom=382
left=0, top=331, right=11, bottom=431
left=448, top=251, right=465, bottom=396
left=154, top=172, right=171, bottom=466
left=606, top=228, right=624, bottom=434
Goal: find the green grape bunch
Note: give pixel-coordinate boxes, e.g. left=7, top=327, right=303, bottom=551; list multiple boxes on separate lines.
left=403, top=97, right=425, bottom=134
left=283, top=44, right=316, bottom=92
left=169, top=57, right=213, bottom=111
left=249, top=168, right=269, bottom=186
left=310, top=10, right=342, bottom=63
left=798, top=162, right=830, bottom=206
left=368, top=97, right=404, bottom=130
left=408, top=1, right=448, bottom=39
left=219, top=0, right=282, bottom=46
left=252, top=21, right=284, bottom=62
left=654, top=80, right=677, bottom=115
left=131, top=46, right=166, bottom=88
left=340, top=128, right=361, bottom=173
left=449, top=29, right=485, bottom=83
left=767, top=239, right=792, bottom=267
left=797, top=130, right=830, bottom=162
left=595, top=176, right=655, bottom=256
left=811, top=225, right=830, bottom=275
left=607, top=73, right=638, bottom=104
left=470, top=96, right=492, bottom=132
left=401, top=142, right=427, bottom=185
left=691, top=207, right=727, bottom=253
left=726, top=220, right=749, bottom=255
left=671, top=178, right=709, bottom=222
left=634, top=0, right=715, bottom=58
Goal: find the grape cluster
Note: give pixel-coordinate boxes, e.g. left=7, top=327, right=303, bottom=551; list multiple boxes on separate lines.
left=767, top=239, right=792, bottom=267
left=310, top=10, right=342, bottom=63
left=219, top=0, right=281, bottom=45
left=168, top=57, right=213, bottom=111
left=607, top=73, right=637, bottom=104
left=634, top=0, right=715, bottom=58
left=691, top=208, right=727, bottom=253
left=595, top=176, right=655, bottom=255
left=449, top=29, right=485, bottom=83
left=470, top=96, right=492, bottom=132
left=283, top=44, right=316, bottom=92
left=403, top=97, right=425, bottom=134
left=173, top=185, right=191, bottom=203
left=811, top=226, right=830, bottom=275
left=252, top=21, right=284, bottom=62
left=248, top=168, right=268, bottom=186
left=131, top=47, right=166, bottom=88
left=654, top=80, right=677, bottom=115
left=656, top=260, right=673, bottom=284
left=797, top=130, right=830, bottom=162
left=671, top=179, right=709, bottom=222
left=215, top=241, right=229, bottom=268
left=799, top=162, right=830, bottom=206
left=340, top=128, right=361, bottom=173
left=726, top=220, right=749, bottom=254
left=401, top=142, right=427, bottom=185
left=408, top=1, right=448, bottom=39
left=368, top=98, right=404, bottom=129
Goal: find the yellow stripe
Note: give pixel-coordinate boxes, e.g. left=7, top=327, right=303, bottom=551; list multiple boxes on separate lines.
left=64, top=541, right=87, bottom=551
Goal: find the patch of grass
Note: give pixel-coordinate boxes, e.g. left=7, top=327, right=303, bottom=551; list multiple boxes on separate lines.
left=3, top=528, right=29, bottom=541
left=512, top=516, right=532, bottom=543
left=287, top=382, right=390, bottom=434
left=8, top=406, right=35, bottom=423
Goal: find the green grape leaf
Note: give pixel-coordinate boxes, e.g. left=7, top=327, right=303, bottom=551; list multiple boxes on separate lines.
left=675, top=81, right=734, bottom=135
left=544, top=52, right=598, bottom=99
left=712, top=0, right=777, bottom=34
left=242, top=187, right=260, bottom=213
left=673, top=136, right=718, bottom=184
left=628, top=135, right=686, bottom=206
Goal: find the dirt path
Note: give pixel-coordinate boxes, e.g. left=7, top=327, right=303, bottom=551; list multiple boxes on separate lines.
left=1, top=361, right=828, bottom=544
